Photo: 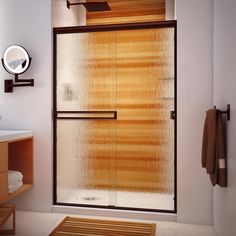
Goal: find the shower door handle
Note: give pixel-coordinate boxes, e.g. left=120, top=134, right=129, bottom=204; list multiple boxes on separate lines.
left=54, top=111, right=117, bottom=120
left=170, top=110, right=176, bottom=120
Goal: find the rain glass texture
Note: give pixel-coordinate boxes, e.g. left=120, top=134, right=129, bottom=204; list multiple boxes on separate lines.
left=56, top=27, right=175, bottom=210
left=56, top=32, right=117, bottom=206
left=115, top=28, right=174, bottom=210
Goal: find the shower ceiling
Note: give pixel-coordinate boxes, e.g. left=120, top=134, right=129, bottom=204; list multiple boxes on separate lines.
left=86, top=0, right=166, bottom=25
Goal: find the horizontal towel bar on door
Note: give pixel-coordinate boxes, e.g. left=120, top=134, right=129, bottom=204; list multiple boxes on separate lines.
left=54, top=111, right=117, bottom=120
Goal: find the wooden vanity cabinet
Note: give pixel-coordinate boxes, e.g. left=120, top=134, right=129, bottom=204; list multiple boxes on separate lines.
left=0, top=143, right=8, bottom=203
left=0, top=138, right=33, bottom=204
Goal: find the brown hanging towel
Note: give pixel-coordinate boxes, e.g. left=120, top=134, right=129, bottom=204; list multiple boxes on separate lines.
left=202, top=109, right=227, bottom=187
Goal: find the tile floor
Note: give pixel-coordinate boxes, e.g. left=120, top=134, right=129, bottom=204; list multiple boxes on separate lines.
left=3, top=211, right=216, bottom=236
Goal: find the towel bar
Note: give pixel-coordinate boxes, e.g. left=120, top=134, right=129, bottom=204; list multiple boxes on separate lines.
left=214, top=104, right=230, bottom=121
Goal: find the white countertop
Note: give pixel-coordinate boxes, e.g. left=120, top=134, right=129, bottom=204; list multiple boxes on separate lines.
left=0, top=130, right=33, bottom=142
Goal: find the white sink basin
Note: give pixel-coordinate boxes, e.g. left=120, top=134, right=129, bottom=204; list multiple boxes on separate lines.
left=0, top=130, right=33, bottom=142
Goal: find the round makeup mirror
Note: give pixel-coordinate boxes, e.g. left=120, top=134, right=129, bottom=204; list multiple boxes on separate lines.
left=2, top=45, right=31, bottom=75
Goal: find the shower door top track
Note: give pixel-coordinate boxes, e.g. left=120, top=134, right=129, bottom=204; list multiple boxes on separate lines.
left=53, top=20, right=177, bottom=34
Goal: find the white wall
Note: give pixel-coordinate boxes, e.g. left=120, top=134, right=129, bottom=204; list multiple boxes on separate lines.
left=176, top=0, right=213, bottom=224
left=0, top=0, right=86, bottom=213
left=166, top=0, right=175, bottom=20
left=213, top=0, right=236, bottom=235
left=52, top=0, right=86, bottom=27
left=0, top=0, right=52, bottom=212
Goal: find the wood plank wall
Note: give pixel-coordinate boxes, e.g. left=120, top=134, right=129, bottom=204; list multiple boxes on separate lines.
left=86, top=0, right=166, bottom=25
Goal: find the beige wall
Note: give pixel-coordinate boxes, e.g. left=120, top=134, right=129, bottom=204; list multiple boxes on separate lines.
left=213, top=0, right=236, bottom=235
left=176, top=0, right=213, bottom=225
left=166, top=0, right=175, bottom=20
left=52, top=0, right=86, bottom=27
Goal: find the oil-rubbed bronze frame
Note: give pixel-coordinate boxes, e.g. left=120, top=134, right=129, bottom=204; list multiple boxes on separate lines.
left=53, top=20, right=177, bottom=214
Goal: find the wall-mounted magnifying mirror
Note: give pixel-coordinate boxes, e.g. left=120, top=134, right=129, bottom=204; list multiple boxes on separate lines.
left=1, top=45, right=34, bottom=93
left=2, top=45, right=31, bottom=75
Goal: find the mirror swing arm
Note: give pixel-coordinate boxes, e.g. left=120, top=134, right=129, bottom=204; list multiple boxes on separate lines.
left=4, top=77, right=34, bottom=93
left=2, top=59, right=34, bottom=93
left=1, top=45, right=34, bottom=93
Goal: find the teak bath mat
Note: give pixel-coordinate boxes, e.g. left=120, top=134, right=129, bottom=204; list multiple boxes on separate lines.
left=49, top=217, right=156, bottom=236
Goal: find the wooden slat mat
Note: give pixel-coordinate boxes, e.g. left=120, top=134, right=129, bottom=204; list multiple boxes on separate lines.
left=49, top=217, right=156, bottom=236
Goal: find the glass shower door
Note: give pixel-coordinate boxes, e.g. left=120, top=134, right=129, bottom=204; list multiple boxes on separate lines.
left=115, top=27, right=175, bottom=211
left=55, top=31, right=117, bottom=206
left=54, top=22, right=176, bottom=212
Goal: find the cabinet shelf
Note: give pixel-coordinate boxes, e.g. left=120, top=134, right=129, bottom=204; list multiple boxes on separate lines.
left=0, top=134, right=33, bottom=204
left=6, top=184, right=33, bottom=202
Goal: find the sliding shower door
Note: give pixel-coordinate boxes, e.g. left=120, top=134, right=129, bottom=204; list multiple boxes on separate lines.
left=55, top=31, right=117, bottom=206
left=115, top=27, right=175, bottom=211
left=54, top=22, right=176, bottom=212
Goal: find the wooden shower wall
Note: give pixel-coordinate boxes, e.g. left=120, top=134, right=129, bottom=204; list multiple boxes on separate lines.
left=86, top=0, right=166, bottom=25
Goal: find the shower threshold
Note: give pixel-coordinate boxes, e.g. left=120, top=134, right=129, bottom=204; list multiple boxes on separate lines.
left=57, top=188, right=174, bottom=211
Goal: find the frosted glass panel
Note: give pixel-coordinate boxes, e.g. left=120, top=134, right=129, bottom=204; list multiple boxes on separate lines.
left=57, top=32, right=117, bottom=111
left=57, top=119, right=116, bottom=205
left=56, top=31, right=117, bottom=206
left=115, top=28, right=174, bottom=210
